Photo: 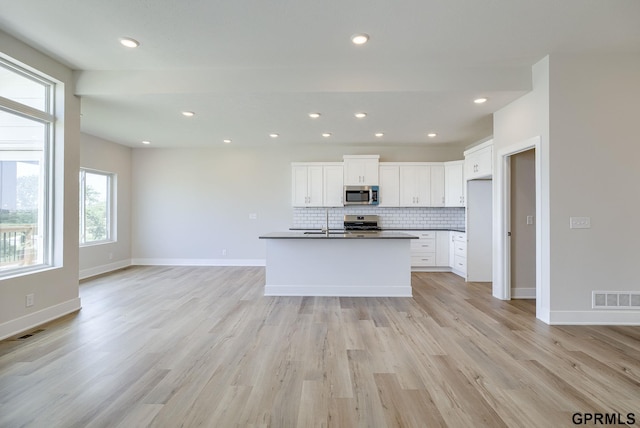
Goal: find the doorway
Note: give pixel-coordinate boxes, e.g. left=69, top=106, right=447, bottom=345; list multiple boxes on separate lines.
left=494, top=135, right=549, bottom=322
left=509, top=149, right=536, bottom=299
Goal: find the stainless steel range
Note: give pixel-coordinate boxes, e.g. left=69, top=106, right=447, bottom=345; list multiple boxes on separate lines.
left=343, top=215, right=381, bottom=232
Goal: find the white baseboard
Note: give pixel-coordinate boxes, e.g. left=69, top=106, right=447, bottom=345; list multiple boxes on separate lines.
left=0, top=298, right=82, bottom=341
left=411, top=267, right=451, bottom=273
left=79, top=259, right=132, bottom=280
left=512, top=287, right=536, bottom=299
left=549, top=310, right=640, bottom=325
left=130, top=258, right=266, bottom=267
left=264, top=284, right=412, bottom=297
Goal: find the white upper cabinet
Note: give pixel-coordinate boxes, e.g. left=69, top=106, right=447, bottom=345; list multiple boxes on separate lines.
left=444, top=160, right=465, bottom=207
left=430, top=165, right=445, bottom=207
left=323, top=164, right=344, bottom=207
left=343, top=155, right=379, bottom=185
left=291, top=163, right=325, bottom=207
left=399, top=164, right=430, bottom=206
left=464, top=139, right=493, bottom=180
left=378, top=164, right=400, bottom=207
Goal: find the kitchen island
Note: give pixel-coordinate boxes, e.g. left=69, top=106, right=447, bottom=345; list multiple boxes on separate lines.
left=259, top=231, right=417, bottom=297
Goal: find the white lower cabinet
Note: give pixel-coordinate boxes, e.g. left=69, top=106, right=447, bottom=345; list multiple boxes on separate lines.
left=450, top=231, right=467, bottom=278
left=408, top=230, right=450, bottom=270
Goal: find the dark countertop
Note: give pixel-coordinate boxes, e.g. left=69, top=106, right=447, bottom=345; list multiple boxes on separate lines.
left=260, top=231, right=418, bottom=239
left=289, top=228, right=466, bottom=233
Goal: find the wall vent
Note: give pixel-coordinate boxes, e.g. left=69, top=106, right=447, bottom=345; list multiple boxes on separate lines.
left=593, top=291, right=640, bottom=309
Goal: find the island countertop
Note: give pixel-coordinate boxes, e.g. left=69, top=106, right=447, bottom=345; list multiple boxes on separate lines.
left=259, top=231, right=418, bottom=239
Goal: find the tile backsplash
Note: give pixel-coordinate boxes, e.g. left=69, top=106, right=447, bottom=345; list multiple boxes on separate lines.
left=292, top=206, right=465, bottom=230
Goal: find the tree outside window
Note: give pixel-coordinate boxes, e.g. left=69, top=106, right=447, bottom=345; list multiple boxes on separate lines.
left=79, top=169, right=114, bottom=244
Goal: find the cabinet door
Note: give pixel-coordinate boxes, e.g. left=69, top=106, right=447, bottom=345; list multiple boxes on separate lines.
left=445, top=162, right=465, bottom=207
left=430, top=165, right=445, bottom=207
left=465, top=145, right=493, bottom=180
left=307, top=166, right=324, bottom=207
left=436, top=231, right=450, bottom=266
left=400, top=165, right=430, bottom=206
left=343, top=160, right=363, bottom=185
left=323, top=165, right=344, bottom=207
left=475, top=146, right=493, bottom=178
left=344, top=158, right=379, bottom=185
left=363, top=159, right=379, bottom=185
left=292, top=166, right=309, bottom=206
left=378, top=165, right=400, bottom=207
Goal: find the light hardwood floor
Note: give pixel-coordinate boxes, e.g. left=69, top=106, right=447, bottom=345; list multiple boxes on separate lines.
left=1, top=266, right=639, bottom=427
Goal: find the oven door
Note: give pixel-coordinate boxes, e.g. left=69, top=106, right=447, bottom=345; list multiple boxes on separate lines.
left=344, top=186, right=372, bottom=205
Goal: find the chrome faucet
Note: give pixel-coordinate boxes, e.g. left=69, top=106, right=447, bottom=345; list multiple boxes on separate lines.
left=321, top=209, right=329, bottom=236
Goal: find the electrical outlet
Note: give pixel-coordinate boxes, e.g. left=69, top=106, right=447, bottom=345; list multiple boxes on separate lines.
left=249, top=213, right=257, bottom=220
left=222, top=249, right=227, bottom=256
left=108, top=252, right=114, bottom=260
left=526, top=215, right=534, bottom=225
left=26, top=293, right=35, bottom=307
left=570, top=216, right=591, bottom=229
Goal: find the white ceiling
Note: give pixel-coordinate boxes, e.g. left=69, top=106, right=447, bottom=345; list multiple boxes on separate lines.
left=1, top=0, right=639, bottom=148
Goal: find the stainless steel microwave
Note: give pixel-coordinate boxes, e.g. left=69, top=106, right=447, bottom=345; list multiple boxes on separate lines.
left=344, top=185, right=379, bottom=205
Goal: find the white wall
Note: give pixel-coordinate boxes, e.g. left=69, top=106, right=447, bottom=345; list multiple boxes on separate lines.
left=79, top=133, right=132, bottom=278
left=0, top=30, right=81, bottom=339
left=495, top=53, right=640, bottom=324
left=547, top=53, right=640, bottom=323
left=131, top=144, right=464, bottom=265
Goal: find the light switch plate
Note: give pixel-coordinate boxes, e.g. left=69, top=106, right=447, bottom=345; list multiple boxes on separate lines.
left=570, top=216, right=591, bottom=229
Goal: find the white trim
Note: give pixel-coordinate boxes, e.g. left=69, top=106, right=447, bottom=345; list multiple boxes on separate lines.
left=79, top=259, right=131, bottom=280
left=130, top=258, right=266, bottom=267
left=511, top=287, right=536, bottom=299
left=0, top=297, right=81, bottom=341
left=265, top=284, right=412, bottom=297
left=494, top=135, right=551, bottom=323
left=549, top=311, right=640, bottom=325
left=410, top=267, right=451, bottom=273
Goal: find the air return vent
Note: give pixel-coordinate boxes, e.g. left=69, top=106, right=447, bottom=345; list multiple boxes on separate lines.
left=593, top=291, right=640, bottom=309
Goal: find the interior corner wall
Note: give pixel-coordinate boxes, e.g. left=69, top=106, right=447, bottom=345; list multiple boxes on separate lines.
left=79, top=133, right=132, bottom=279
left=0, top=30, right=81, bottom=340
left=130, top=144, right=464, bottom=265
left=547, top=53, right=640, bottom=324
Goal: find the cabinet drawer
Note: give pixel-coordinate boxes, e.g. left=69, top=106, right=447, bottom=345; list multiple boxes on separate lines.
left=452, top=232, right=466, bottom=242
left=453, top=241, right=466, bottom=257
left=453, top=254, right=467, bottom=273
left=411, top=238, right=436, bottom=251
left=412, top=254, right=436, bottom=267
left=412, top=231, right=436, bottom=239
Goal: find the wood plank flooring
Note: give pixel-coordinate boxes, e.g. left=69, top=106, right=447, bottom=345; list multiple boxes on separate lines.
left=1, top=266, right=639, bottom=427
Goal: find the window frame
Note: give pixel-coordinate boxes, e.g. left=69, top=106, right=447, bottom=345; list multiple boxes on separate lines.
left=0, top=57, right=55, bottom=278
left=79, top=168, right=116, bottom=246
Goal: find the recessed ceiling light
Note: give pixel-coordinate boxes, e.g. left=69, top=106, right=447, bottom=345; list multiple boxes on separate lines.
left=427, top=133, right=437, bottom=138
left=182, top=111, right=195, bottom=117
left=120, top=37, right=140, bottom=48
left=223, top=139, right=232, bottom=144
left=354, top=112, right=367, bottom=119
left=375, top=133, right=384, bottom=137
left=308, top=112, right=321, bottom=119
left=474, top=97, right=488, bottom=104
left=269, top=133, right=279, bottom=138
left=142, top=140, right=151, bottom=145
left=322, top=133, right=332, bottom=138
left=351, top=33, right=369, bottom=45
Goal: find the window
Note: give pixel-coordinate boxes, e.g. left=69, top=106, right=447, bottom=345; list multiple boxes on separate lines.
left=79, top=169, right=115, bottom=245
left=0, top=58, right=54, bottom=276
